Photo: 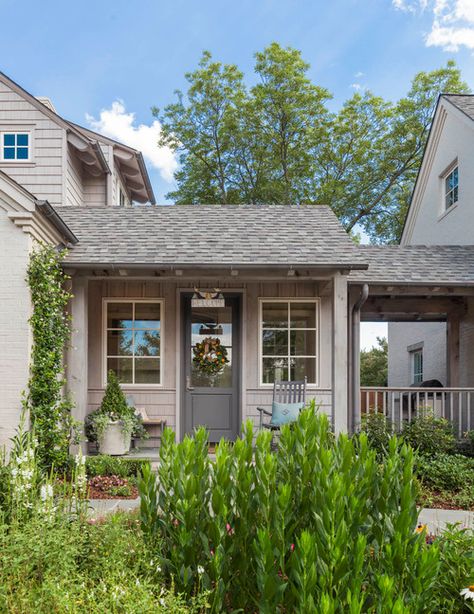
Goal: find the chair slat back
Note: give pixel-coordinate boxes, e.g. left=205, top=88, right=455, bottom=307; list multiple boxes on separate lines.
left=273, top=378, right=307, bottom=404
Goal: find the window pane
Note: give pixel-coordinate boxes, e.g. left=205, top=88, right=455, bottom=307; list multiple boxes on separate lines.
left=3, top=147, right=15, bottom=159
left=262, top=303, right=288, bottom=328
left=107, top=330, right=133, bottom=356
left=290, top=357, right=316, bottom=383
left=262, top=329, right=288, bottom=355
left=16, top=134, right=28, bottom=146
left=107, top=357, right=133, bottom=384
left=107, top=303, right=133, bottom=329
left=135, top=303, right=160, bottom=328
left=453, top=185, right=458, bottom=203
left=290, top=302, right=316, bottom=328
left=3, top=134, right=15, bottom=146
left=290, top=329, right=316, bottom=356
left=135, top=358, right=160, bottom=384
left=262, top=357, right=288, bottom=384
left=17, top=147, right=29, bottom=160
left=134, top=330, right=160, bottom=356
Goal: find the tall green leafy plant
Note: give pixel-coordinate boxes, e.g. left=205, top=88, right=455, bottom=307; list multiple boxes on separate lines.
left=139, top=408, right=440, bottom=612
left=25, top=245, right=73, bottom=471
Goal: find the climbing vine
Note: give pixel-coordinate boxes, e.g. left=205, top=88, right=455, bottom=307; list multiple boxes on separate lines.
left=25, top=245, right=74, bottom=471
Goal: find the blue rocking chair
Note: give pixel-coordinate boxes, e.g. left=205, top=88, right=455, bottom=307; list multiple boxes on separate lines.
left=257, top=378, right=307, bottom=430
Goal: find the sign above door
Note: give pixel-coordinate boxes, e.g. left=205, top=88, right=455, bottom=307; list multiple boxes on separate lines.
left=191, top=288, right=225, bottom=308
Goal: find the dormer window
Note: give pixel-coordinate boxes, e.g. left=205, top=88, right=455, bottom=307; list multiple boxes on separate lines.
left=1, top=132, right=31, bottom=161
left=444, top=166, right=458, bottom=210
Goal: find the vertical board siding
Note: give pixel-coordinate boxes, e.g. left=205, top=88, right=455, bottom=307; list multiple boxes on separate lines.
left=86, top=278, right=334, bottom=437
left=0, top=82, right=64, bottom=206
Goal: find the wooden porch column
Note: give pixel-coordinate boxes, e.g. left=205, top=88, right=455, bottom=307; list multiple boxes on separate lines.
left=332, top=273, right=349, bottom=434
left=446, top=314, right=460, bottom=387
left=67, top=276, right=88, bottom=450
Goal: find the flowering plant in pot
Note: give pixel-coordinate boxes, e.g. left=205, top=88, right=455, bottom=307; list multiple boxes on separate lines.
left=85, top=371, right=145, bottom=455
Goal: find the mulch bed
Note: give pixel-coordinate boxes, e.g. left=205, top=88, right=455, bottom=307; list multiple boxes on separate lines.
left=87, top=483, right=138, bottom=500
left=418, top=490, right=474, bottom=511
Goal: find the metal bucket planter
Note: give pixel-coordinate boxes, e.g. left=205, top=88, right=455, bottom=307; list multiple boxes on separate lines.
left=99, top=421, right=131, bottom=455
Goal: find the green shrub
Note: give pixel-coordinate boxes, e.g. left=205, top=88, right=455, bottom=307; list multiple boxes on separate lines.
left=402, top=411, right=456, bottom=456
left=139, top=409, right=440, bottom=613
left=85, top=455, right=150, bottom=478
left=359, top=412, right=393, bottom=459
left=416, top=454, right=474, bottom=492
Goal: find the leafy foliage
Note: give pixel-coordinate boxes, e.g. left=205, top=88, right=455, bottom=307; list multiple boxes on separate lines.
left=85, top=455, right=150, bottom=478
left=403, top=411, right=456, bottom=456
left=360, top=337, right=388, bottom=386
left=25, top=245, right=74, bottom=471
left=139, top=408, right=440, bottom=612
left=415, top=454, right=474, bottom=493
left=157, top=46, right=469, bottom=242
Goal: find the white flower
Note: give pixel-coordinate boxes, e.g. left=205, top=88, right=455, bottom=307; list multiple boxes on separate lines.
left=197, top=565, right=204, bottom=575
left=460, top=586, right=474, bottom=601
left=40, top=484, right=54, bottom=502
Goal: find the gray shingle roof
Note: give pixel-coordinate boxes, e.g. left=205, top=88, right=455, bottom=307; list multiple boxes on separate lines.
left=443, top=94, right=474, bottom=121
left=54, top=204, right=367, bottom=269
left=350, top=245, right=474, bottom=285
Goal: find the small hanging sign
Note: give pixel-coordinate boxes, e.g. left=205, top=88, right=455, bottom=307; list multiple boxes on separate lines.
left=191, top=288, right=225, bottom=308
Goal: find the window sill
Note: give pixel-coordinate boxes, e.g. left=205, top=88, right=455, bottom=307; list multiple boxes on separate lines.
left=437, top=202, right=458, bottom=222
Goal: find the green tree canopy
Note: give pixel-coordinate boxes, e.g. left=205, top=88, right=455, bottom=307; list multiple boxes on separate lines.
left=156, top=44, right=469, bottom=243
left=360, top=337, right=388, bottom=387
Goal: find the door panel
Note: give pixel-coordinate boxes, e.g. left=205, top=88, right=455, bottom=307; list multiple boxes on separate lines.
left=182, top=295, right=240, bottom=442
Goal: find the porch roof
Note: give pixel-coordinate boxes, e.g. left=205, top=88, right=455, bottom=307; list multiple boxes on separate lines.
left=349, top=245, right=474, bottom=286
left=54, top=204, right=368, bottom=269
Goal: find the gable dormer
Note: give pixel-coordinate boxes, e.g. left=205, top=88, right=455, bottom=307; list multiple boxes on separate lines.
left=401, top=94, right=474, bottom=246
left=0, top=71, right=155, bottom=208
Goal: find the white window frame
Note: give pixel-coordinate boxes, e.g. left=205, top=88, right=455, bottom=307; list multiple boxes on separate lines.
left=411, top=348, right=423, bottom=385
left=441, top=162, right=459, bottom=212
left=102, top=298, right=164, bottom=388
left=258, top=298, right=320, bottom=387
left=0, top=130, right=33, bottom=162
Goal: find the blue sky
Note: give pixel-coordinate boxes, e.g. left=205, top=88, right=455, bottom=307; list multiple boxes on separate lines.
left=2, top=0, right=473, bottom=347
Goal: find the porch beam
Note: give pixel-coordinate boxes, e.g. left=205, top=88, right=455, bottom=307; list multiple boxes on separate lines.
left=352, top=284, right=474, bottom=297
left=447, top=315, right=460, bottom=387
left=67, top=276, right=88, bottom=452
left=332, top=274, right=349, bottom=434
left=362, top=297, right=466, bottom=318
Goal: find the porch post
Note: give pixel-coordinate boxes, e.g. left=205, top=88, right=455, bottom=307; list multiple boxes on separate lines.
left=332, top=273, right=349, bottom=434
left=446, top=314, right=460, bottom=387
left=67, top=275, right=88, bottom=451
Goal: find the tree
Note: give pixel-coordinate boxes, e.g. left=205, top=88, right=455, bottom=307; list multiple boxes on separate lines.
left=156, top=46, right=469, bottom=242
left=360, top=337, right=388, bottom=387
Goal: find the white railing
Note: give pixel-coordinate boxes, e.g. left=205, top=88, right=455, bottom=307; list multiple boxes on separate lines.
left=360, top=387, right=474, bottom=437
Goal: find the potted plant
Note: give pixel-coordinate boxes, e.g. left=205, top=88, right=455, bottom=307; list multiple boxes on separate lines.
left=85, top=371, right=145, bottom=455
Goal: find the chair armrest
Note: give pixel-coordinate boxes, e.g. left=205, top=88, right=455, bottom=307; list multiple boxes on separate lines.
left=256, top=407, right=272, bottom=416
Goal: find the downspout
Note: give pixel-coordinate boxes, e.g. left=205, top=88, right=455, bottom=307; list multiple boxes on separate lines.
left=351, top=284, right=369, bottom=433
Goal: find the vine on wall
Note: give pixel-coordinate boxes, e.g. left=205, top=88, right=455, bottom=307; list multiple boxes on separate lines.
left=25, top=245, right=74, bottom=470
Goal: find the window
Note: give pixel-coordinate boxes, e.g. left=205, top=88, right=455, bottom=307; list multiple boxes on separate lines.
left=1, top=132, right=30, bottom=161
left=260, top=300, right=318, bottom=385
left=412, top=349, right=423, bottom=385
left=119, top=188, right=126, bottom=207
left=444, top=166, right=458, bottom=210
left=105, top=300, right=162, bottom=385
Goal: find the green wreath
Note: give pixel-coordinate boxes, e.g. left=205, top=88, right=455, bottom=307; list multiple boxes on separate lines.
left=193, top=337, right=229, bottom=375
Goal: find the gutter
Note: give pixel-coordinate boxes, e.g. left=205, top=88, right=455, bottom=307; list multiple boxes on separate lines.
left=59, top=261, right=369, bottom=271
left=351, top=283, right=369, bottom=433
left=36, top=201, right=78, bottom=245
left=136, top=152, right=156, bottom=204
left=91, top=141, right=111, bottom=174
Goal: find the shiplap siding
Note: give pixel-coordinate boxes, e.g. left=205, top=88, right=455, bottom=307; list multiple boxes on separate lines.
left=0, top=81, right=64, bottom=206
left=85, top=279, right=333, bottom=436
left=83, top=173, right=107, bottom=207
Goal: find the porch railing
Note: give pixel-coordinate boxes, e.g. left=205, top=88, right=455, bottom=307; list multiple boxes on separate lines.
left=360, top=387, right=474, bottom=437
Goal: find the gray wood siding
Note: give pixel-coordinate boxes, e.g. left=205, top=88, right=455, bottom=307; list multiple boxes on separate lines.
left=83, top=173, right=107, bottom=207
left=85, top=279, right=333, bottom=434
left=0, top=82, right=64, bottom=206
left=66, top=144, right=83, bottom=207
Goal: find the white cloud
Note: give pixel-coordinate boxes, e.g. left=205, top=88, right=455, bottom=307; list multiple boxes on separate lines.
left=354, top=71, right=365, bottom=78
left=350, top=83, right=364, bottom=91
left=86, top=101, right=178, bottom=183
left=392, top=0, right=474, bottom=51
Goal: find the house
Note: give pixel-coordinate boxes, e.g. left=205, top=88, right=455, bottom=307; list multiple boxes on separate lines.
left=0, top=72, right=473, bottom=452
left=388, top=95, right=474, bottom=390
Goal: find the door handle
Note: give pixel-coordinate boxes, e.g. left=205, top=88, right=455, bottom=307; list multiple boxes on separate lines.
left=186, top=375, right=195, bottom=391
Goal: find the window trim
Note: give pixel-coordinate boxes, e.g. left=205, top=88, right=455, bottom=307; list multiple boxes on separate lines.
left=439, top=160, right=459, bottom=215
left=411, top=348, right=423, bottom=385
left=102, top=298, right=164, bottom=388
left=0, top=130, right=33, bottom=162
left=258, top=298, right=320, bottom=388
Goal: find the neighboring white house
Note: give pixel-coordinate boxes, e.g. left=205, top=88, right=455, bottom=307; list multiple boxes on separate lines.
left=388, top=95, right=474, bottom=388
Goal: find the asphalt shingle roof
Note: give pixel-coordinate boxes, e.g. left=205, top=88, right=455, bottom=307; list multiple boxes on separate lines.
left=443, top=94, right=474, bottom=121
left=55, top=204, right=367, bottom=269
left=350, top=245, right=474, bottom=285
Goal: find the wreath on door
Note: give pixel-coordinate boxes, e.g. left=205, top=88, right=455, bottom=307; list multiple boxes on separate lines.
left=193, top=337, right=229, bottom=375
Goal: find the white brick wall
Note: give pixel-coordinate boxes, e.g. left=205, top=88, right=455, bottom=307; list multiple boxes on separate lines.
left=0, top=210, right=31, bottom=452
